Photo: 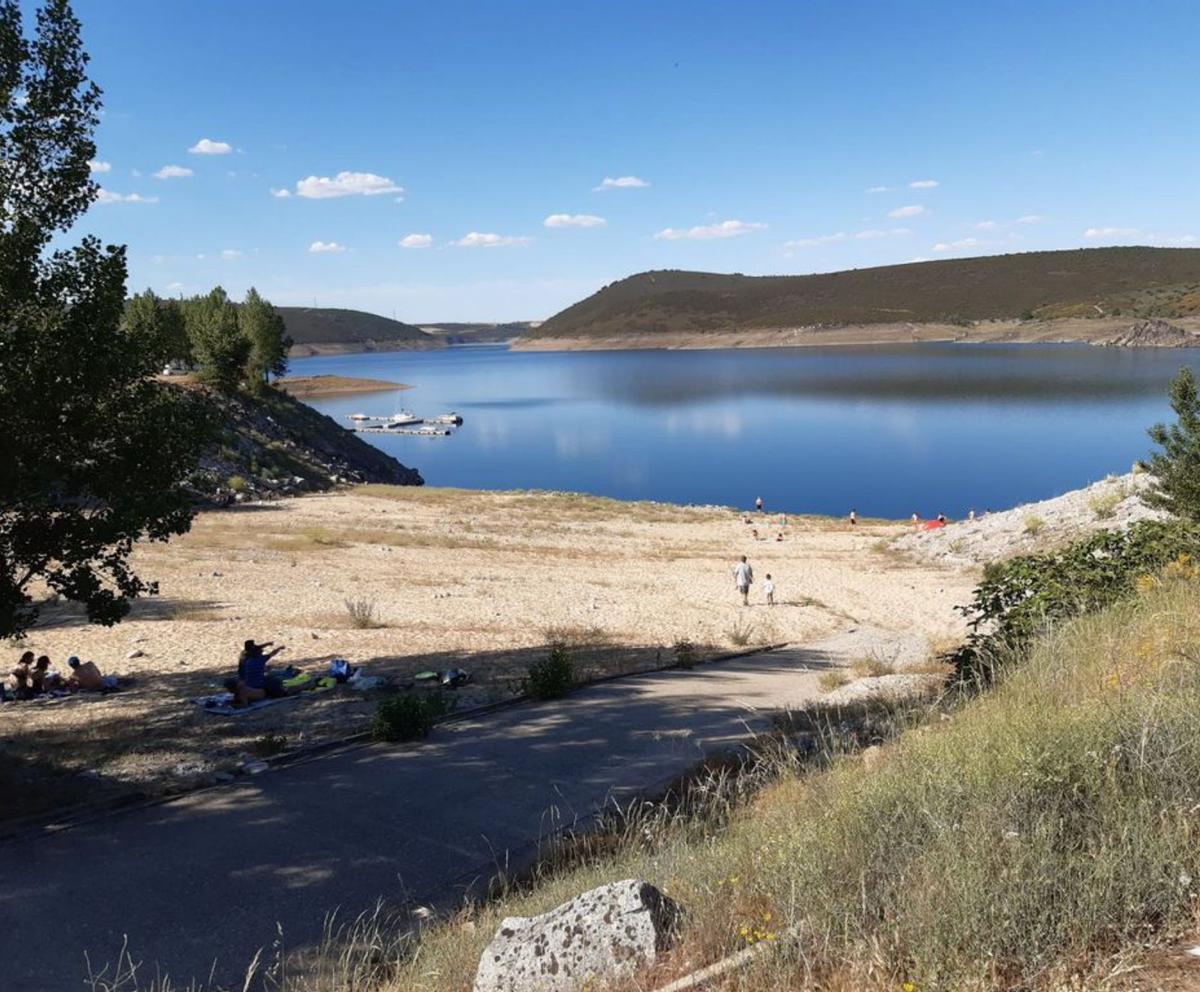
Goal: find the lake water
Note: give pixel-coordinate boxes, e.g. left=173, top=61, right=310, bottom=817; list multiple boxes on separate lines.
left=292, top=343, right=1200, bottom=518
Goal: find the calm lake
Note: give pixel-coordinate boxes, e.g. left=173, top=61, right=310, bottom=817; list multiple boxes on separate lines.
left=292, top=343, right=1200, bottom=518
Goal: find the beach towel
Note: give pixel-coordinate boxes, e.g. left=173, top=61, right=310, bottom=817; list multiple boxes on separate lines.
left=191, top=675, right=337, bottom=716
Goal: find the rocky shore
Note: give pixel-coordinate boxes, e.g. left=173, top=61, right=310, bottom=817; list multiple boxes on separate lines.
left=894, top=471, right=1163, bottom=566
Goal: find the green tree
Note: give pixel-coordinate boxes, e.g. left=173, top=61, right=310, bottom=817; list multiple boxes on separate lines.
left=124, top=288, right=191, bottom=366
left=1143, top=366, right=1200, bottom=522
left=184, top=285, right=250, bottom=391
left=240, top=286, right=290, bottom=387
left=0, top=0, right=211, bottom=639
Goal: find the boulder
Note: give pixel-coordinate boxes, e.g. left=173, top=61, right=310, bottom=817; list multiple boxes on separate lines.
left=473, top=879, right=680, bottom=992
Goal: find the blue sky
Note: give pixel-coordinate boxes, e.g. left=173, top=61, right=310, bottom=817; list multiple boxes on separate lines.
left=60, top=0, right=1200, bottom=321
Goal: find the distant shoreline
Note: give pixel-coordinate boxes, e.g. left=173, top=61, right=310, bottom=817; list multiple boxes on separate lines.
left=515, top=317, right=1200, bottom=353
left=275, top=374, right=411, bottom=397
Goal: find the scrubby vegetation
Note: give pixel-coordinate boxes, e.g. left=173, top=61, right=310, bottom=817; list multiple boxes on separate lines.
left=372, top=693, right=450, bottom=743
left=522, top=642, right=575, bottom=699
left=526, top=248, right=1200, bottom=340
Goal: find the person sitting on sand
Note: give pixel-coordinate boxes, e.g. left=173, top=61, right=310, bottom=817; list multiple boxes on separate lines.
left=733, top=555, right=754, bottom=606
left=231, top=639, right=287, bottom=706
left=31, top=655, right=63, bottom=693
left=10, top=651, right=35, bottom=700
left=66, top=656, right=106, bottom=692
left=937, top=512, right=947, bottom=524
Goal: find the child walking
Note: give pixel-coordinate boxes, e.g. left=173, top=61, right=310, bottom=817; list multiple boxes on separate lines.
left=763, top=573, right=775, bottom=606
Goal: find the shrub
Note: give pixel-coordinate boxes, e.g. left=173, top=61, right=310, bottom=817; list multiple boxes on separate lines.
left=954, top=518, right=1200, bottom=682
left=344, top=598, right=380, bottom=629
left=726, top=616, right=755, bottom=647
left=227, top=474, right=247, bottom=493
left=524, top=642, right=574, bottom=700
left=1022, top=514, right=1045, bottom=535
left=1144, top=367, right=1200, bottom=521
left=818, top=670, right=851, bottom=692
left=673, top=638, right=698, bottom=670
left=253, top=733, right=288, bottom=757
left=1088, top=486, right=1126, bottom=520
left=851, top=653, right=895, bottom=678
left=372, top=693, right=450, bottom=742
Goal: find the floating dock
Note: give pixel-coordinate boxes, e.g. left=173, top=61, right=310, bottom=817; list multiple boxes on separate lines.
left=352, top=425, right=454, bottom=436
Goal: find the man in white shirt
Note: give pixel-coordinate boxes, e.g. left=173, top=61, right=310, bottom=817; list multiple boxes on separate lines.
left=733, top=555, right=753, bottom=606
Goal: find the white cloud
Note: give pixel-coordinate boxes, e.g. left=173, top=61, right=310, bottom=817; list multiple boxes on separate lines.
left=220, top=249, right=243, bottom=260
left=452, top=231, right=532, bottom=248
left=544, top=213, right=607, bottom=229
left=888, top=205, right=927, bottom=219
left=909, top=179, right=939, bottom=189
left=270, top=188, right=291, bottom=198
left=975, top=220, right=998, bottom=229
left=154, top=164, right=193, bottom=180
left=784, top=232, right=847, bottom=248
left=855, top=227, right=911, bottom=239
left=95, top=189, right=158, bottom=204
left=309, top=240, right=347, bottom=253
left=294, top=171, right=404, bottom=199
left=88, top=159, right=111, bottom=174
left=933, top=237, right=985, bottom=252
left=188, top=138, right=233, bottom=155
left=1016, top=214, right=1044, bottom=225
left=399, top=233, right=433, bottom=249
left=654, top=219, right=767, bottom=241
left=865, top=185, right=891, bottom=194
left=1083, top=226, right=1138, bottom=239
left=594, top=175, right=649, bottom=191
left=165, top=281, right=184, bottom=292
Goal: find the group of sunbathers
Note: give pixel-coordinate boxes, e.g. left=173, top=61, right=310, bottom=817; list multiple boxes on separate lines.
left=3, top=651, right=112, bottom=701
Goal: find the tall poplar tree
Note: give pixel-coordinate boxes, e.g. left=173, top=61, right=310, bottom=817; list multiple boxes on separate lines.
left=0, top=0, right=210, bottom=638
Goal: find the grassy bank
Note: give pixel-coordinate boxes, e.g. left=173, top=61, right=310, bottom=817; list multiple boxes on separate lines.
left=380, top=574, right=1200, bottom=992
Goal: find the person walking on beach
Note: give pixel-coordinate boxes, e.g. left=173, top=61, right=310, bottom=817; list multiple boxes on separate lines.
left=763, top=573, right=775, bottom=606
left=849, top=508, right=857, bottom=527
left=755, top=496, right=764, bottom=513
left=733, top=555, right=754, bottom=606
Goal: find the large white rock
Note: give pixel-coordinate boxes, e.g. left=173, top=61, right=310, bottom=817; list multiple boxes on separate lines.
left=473, top=879, right=681, bottom=992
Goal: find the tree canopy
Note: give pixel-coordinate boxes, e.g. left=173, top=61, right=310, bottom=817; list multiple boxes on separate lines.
left=0, top=0, right=211, bottom=639
left=1143, top=366, right=1200, bottom=522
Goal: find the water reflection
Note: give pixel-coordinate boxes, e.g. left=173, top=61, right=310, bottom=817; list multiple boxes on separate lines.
left=296, top=343, right=1199, bottom=517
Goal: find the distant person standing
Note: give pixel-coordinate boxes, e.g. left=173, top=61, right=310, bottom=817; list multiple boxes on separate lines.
left=911, top=512, right=920, bottom=526
left=733, top=555, right=754, bottom=606
left=849, top=508, right=857, bottom=527
left=763, top=573, right=776, bottom=606
left=968, top=508, right=976, bottom=521
left=755, top=496, right=764, bottom=513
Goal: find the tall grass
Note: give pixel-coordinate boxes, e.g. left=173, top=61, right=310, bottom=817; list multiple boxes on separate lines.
left=93, top=579, right=1200, bottom=992
left=386, top=577, right=1200, bottom=991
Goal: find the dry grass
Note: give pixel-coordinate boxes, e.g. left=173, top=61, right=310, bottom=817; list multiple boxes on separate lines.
left=849, top=652, right=896, bottom=678
left=364, top=576, right=1200, bottom=992
left=818, top=670, right=851, bottom=692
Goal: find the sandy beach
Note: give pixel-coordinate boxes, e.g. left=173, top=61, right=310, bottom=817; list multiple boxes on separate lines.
left=274, top=374, right=412, bottom=397
left=3, top=487, right=973, bottom=821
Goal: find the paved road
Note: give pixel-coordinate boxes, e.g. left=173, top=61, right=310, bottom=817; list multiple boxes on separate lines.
left=3, top=637, right=858, bottom=992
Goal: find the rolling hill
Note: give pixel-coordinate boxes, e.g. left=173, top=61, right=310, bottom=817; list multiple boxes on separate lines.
left=523, top=247, right=1200, bottom=345
left=279, top=307, right=442, bottom=355
left=418, top=321, right=537, bottom=344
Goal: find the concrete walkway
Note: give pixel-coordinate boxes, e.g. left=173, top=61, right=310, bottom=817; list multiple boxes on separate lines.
left=2, top=630, right=894, bottom=992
